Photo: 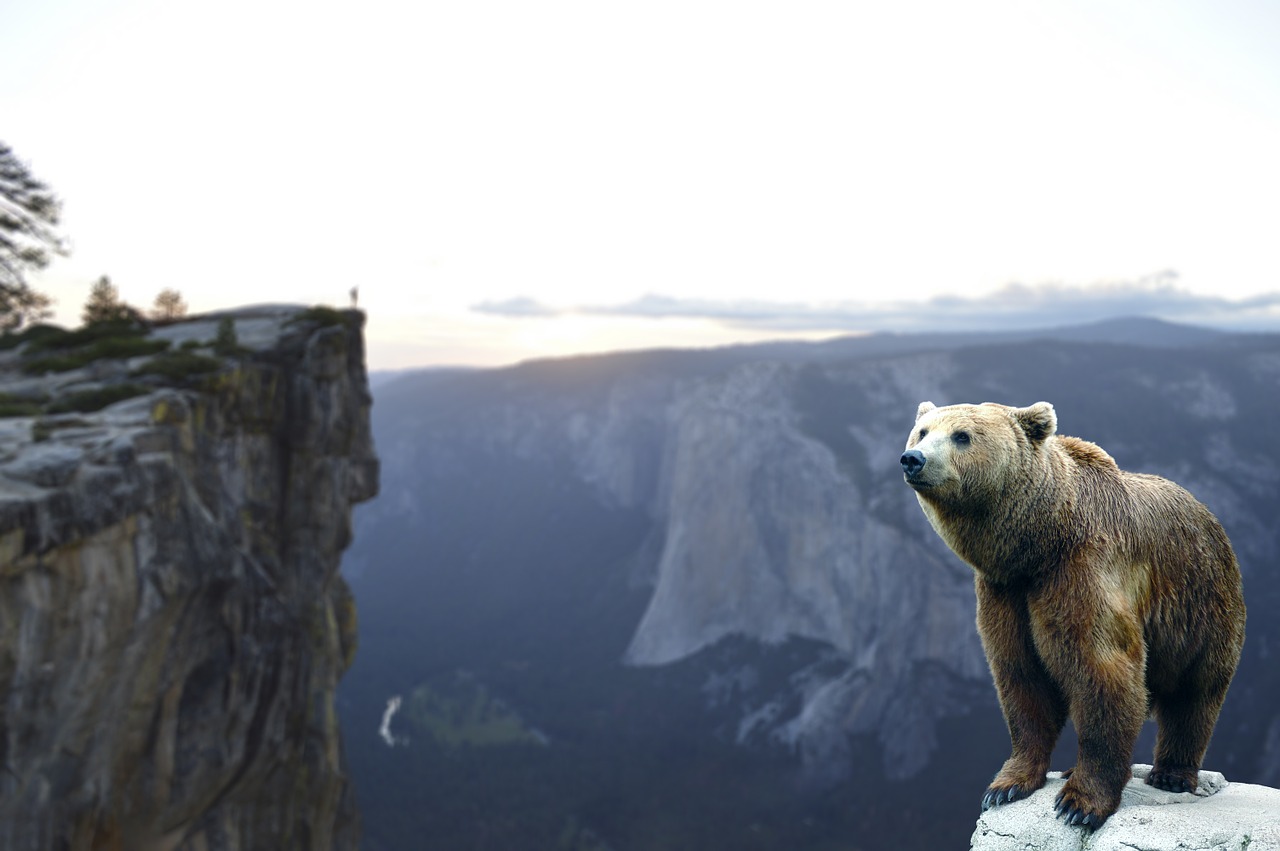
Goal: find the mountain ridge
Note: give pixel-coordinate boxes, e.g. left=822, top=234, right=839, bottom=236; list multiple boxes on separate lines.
left=343, top=318, right=1279, bottom=850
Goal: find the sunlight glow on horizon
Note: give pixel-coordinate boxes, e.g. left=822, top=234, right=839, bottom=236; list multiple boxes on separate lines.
left=5, top=0, right=1280, bottom=369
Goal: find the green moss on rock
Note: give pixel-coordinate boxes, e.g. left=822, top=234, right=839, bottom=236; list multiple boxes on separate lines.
left=22, top=335, right=171, bottom=375
left=133, top=351, right=224, bottom=382
left=46, top=383, right=151, bottom=414
left=287, top=306, right=348, bottom=329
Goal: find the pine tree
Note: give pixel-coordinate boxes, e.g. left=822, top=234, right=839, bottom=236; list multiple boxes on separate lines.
left=152, top=288, right=187, bottom=321
left=213, top=316, right=239, bottom=356
left=82, top=275, right=130, bottom=325
left=0, top=142, right=61, bottom=330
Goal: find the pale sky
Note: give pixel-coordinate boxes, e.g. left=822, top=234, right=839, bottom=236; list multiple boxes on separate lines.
left=4, top=0, right=1280, bottom=369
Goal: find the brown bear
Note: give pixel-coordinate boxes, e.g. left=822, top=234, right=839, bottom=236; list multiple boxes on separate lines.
left=900, top=401, right=1246, bottom=830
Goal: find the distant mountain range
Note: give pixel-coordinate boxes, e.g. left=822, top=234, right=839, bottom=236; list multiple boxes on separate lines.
left=341, top=318, right=1280, bottom=851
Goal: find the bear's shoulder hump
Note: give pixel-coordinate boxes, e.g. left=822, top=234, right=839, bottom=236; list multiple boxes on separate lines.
left=1055, top=435, right=1118, bottom=471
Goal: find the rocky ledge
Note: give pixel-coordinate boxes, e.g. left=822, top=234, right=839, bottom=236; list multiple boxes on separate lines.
left=971, top=764, right=1280, bottom=851
left=0, top=306, right=378, bottom=850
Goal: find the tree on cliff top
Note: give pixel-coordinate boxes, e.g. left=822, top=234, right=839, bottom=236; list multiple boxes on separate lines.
left=83, top=275, right=138, bottom=325
left=151, top=288, right=187, bottom=322
left=0, top=142, right=61, bottom=330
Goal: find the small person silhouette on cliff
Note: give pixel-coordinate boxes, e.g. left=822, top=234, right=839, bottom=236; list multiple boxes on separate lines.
left=350, top=286, right=359, bottom=308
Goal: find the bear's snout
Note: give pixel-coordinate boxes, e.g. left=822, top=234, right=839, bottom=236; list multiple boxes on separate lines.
left=901, top=449, right=926, bottom=478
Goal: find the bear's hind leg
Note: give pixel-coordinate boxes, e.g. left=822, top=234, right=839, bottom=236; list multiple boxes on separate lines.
left=1148, top=668, right=1233, bottom=793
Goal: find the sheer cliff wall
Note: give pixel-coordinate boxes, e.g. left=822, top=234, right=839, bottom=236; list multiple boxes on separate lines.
left=0, top=307, right=378, bottom=850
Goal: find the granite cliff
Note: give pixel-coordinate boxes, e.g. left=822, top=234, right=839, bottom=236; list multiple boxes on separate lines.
left=344, top=321, right=1280, bottom=849
left=0, top=306, right=378, bottom=850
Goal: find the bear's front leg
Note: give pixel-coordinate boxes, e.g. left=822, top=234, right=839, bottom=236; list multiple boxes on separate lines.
left=1051, top=683, right=1144, bottom=829
left=976, top=580, right=1068, bottom=810
left=1036, top=588, right=1148, bottom=829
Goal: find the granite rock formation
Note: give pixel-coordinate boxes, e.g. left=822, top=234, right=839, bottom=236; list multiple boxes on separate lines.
left=344, top=322, right=1280, bottom=848
left=0, top=306, right=378, bottom=850
left=970, top=765, right=1280, bottom=851
left=357, top=328, right=1280, bottom=788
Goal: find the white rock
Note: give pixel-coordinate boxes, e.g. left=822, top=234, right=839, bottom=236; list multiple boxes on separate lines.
left=971, top=765, right=1280, bottom=851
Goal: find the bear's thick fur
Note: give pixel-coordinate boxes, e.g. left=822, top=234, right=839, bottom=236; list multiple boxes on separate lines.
left=901, top=401, right=1246, bottom=829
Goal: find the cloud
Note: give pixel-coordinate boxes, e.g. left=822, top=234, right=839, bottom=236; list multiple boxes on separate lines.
left=471, top=274, right=1280, bottom=333
left=470, top=296, right=563, bottom=318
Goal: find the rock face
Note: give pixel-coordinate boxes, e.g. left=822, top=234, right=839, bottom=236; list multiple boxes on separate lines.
left=611, top=359, right=989, bottom=777
left=356, top=330, right=1280, bottom=790
left=345, top=324, right=1280, bottom=847
left=0, top=307, right=378, bottom=850
left=970, top=765, right=1280, bottom=851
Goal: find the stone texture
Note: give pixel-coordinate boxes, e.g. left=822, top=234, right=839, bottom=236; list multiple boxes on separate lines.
left=360, top=335, right=1280, bottom=790
left=0, top=307, right=378, bottom=850
left=366, top=355, right=995, bottom=780
left=971, top=765, right=1280, bottom=851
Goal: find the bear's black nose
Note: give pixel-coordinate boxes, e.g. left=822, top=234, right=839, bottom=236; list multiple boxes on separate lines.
left=901, top=449, right=926, bottom=477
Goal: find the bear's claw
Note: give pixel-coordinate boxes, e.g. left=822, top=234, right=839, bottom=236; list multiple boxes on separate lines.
left=981, top=784, right=1026, bottom=811
left=1053, top=789, right=1105, bottom=830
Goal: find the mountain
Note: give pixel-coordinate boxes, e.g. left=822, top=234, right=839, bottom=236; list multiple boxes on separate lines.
left=0, top=307, right=378, bottom=849
left=340, top=318, right=1280, bottom=850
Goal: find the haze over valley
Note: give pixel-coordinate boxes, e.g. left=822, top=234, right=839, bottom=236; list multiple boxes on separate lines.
left=339, top=319, right=1280, bottom=850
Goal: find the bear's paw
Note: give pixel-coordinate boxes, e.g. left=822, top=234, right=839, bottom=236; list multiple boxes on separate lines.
left=1146, top=765, right=1198, bottom=794
left=1053, top=783, right=1111, bottom=830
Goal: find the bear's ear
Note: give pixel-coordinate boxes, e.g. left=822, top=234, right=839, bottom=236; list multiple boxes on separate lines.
left=1013, top=402, right=1056, bottom=443
left=916, top=401, right=937, bottom=422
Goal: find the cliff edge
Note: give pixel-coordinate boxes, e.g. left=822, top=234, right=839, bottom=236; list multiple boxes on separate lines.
left=0, top=306, right=379, bottom=850
left=971, top=764, right=1280, bottom=851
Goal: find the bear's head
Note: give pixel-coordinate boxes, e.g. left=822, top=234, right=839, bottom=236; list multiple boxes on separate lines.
left=901, top=401, right=1057, bottom=505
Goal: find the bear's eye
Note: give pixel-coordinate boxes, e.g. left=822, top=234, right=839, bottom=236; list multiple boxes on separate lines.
left=952, top=431, right=971, bottom=446
left=918, top=428, right=928, bottom=440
